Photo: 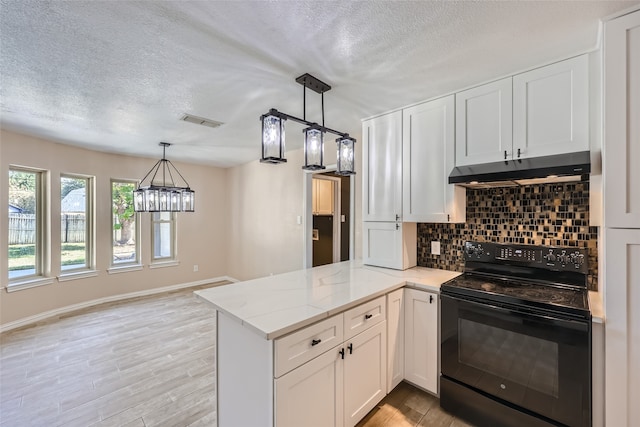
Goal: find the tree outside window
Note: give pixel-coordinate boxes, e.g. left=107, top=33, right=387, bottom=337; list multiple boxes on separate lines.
left=112, top=180, right=139, bottom=265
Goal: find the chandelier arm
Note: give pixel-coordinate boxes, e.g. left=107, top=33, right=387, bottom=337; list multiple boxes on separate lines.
left=149, top=159, right=167, bottom=187
left=268, top=109, right=349, bottom=138
left=166, top=160, right=191, bottom=188
left=138, top=158, right=164, bottom=187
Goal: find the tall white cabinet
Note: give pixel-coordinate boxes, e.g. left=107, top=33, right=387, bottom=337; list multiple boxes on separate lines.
left=362, top=111, right=403, bottom=222
left=362, top=111, right=416, bottom=270
left=603, top=9, right=640, bottom=427
left=402, top=95, right=465, bottom=223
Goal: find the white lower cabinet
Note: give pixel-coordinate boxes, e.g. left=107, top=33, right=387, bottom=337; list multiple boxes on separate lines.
left=404, top=288, right=439, bottom=394
left=275, top=347, right=344, bottom=427
left=275, top=304, right=387, bottom=427
left=343, top=321, right=387, bottom=426
left=386, top=288, right=404, bottom=392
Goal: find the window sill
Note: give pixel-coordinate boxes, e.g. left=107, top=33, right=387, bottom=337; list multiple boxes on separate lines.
left=6, top=277, right=55, bottom=293
left=57, top=270, right=99, bottom=282
left=107, top=264, right=144, bottom=275
left=149, top=260, right=180, bottom=269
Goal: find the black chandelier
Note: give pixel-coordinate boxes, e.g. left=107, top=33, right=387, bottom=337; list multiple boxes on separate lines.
left=260, top=73, right=356, bottom=175
left=133, top=142, right=195, bottom=212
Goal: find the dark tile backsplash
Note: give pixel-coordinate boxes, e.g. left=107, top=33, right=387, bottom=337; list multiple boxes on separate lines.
left=417, top=181, right=599, bottom=290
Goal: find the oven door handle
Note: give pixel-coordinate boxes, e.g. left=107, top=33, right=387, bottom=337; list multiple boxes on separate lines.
left=442, top=294, right=589, bottom=329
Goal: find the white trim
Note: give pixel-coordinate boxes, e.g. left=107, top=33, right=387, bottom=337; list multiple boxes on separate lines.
left=107, top=264, right=144, bottom=274
left=303, top=166, right=356, bottom=269
left=0, top=275, right=238, bottom=333
left=149, top=260, right=180, bottom=269
left=5, top=277, right=55, bottom=293
left=57, top=270, right=99, bottom=282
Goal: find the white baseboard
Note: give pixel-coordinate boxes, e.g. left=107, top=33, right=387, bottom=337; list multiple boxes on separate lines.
left=0, top=275, right=239, bottom=334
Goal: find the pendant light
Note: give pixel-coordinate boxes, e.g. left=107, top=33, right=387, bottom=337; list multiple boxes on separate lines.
left=259, top=73, right=356, bottom=174
left=336, top=136, right=356, bottom=175
left=133, top=142, right=195, bottom=213
left=260, top=109, right=287, bottom=164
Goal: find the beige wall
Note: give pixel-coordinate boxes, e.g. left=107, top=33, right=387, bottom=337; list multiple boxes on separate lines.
left=226, top=138, right=362, bottom=281
left=1, top=128, right=363, bottom=327
left=1, top=130, right=229, bottom=326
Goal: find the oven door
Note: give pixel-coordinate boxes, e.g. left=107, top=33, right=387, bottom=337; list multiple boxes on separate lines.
left=441, top=294, right=591, bottom=427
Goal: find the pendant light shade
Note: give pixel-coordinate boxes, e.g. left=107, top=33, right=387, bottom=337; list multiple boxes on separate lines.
left=336, top=136, right=356, bottom=175
left=302, top=125, right=325, bottom=170
left=133, top=142, right=195, bottom=213
left=260, top=110, right=287, bottom=164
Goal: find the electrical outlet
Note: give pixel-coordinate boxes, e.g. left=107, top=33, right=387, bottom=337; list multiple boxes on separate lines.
left=193, top=264, right=199, bottom=272
left=431, top=241, right=441, bottom=256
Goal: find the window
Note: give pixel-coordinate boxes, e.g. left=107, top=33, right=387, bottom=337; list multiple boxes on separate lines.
left=111, top=180, right=139, bottom=266
left=8, top=167, right=47, bottom=282
left=60, top=175, right=94, bottom=272
left=152, top=212, right=175, bottom=262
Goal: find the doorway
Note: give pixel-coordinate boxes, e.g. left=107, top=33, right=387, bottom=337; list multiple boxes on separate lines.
left=303, top=168, right=354, bottom=268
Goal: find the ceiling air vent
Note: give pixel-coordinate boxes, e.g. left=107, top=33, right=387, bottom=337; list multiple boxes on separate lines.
left=180, top=114, right=224, bottom=129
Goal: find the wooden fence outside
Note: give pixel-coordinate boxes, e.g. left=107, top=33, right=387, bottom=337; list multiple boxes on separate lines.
left=8, top=213, right=86, bottom=244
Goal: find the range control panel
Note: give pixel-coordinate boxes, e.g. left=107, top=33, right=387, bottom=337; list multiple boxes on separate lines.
left=464, top=241, right=588, bottom=274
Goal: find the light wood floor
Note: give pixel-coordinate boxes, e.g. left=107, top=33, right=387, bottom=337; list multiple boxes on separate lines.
left=357, top=382, right=474, bottom=427
left=1, top=284, right=473, bottom=427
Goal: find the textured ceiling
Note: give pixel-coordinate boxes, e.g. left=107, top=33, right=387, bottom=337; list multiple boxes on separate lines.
left=1, top=1, right=638, bottom=167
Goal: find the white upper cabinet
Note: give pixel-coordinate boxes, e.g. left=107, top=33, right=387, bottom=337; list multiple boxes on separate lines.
left=604, top=10, right=640, bottom=229
left=362, top=111, right=403, bottom=222
left=362, top=221, right=416, bottom=270
left=403, top=95, right=465, bottom=223
left=455, top=54, right=589, bottom=167
left=513, top=54, right=589, bottom=159
left=455, top=77, right=513, bottom=166
left=313, top=178, right=334, bottom=215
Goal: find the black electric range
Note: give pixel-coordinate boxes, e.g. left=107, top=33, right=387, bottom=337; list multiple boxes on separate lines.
left=440, top=241, right=592, bottom=427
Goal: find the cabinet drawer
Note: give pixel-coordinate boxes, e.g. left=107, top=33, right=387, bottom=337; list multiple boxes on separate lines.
left=344, top=296, right=386, bottom=340
left=275, top=314, right=344, bottom=378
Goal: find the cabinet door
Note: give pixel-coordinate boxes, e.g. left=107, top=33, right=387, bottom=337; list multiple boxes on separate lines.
left=362, top=222, right=416, bottom=270
left=387, top=288, right=404, bottom=392
left=275, top=347, right=344, bottom=427
left=604, top=228, right=640, bottom=427
left=344, top=321, right=387, bottom=427
left=404, top=288, right=438, bottom=394
left=362, top=111, right=403, bottom=222
left=604, top=11, right=640, bottom=229
left=315, top=178, right=334, bottom=215
left=403, top=95, right=465, bottom=223
left=455, top=78, right=513, bottom=166
left=513, top=54, right=589, bottom=159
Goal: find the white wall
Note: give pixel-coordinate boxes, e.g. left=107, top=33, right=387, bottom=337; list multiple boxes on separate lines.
left=0, top=130, right=229, bottom=326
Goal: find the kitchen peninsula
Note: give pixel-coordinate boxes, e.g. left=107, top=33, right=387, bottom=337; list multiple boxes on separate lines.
left=195, top=260, right=460, bottom=427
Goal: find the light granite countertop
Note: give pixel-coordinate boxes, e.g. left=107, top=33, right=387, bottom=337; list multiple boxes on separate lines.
left=195, top=260, right=461, bottom=340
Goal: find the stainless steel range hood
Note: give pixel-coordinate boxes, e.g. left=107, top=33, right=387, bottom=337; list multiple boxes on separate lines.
left=448, top=151, right=591, bottom=188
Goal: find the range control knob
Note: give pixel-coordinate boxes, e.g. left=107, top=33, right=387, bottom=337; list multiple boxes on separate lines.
left=466, top=245, right=475, bottom=256
left=546, top=253, right=556, bottom=262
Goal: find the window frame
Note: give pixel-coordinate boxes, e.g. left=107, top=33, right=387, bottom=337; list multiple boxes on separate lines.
left=59, top=173, right=95, bottom=275
left=8, top=166, right=50, bottom=287
left=151, top=211, right=176, bottom=264
left=109, top=179, right=141, bottom=270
